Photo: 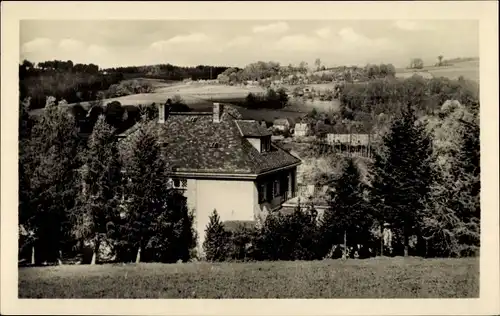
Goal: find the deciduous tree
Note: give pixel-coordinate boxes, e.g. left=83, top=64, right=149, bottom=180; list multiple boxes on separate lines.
left=422, top=100, right=480, bottom=257
left=19, top=97, right=81, bottom=264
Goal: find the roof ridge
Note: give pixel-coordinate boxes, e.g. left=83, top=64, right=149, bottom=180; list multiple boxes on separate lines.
left=271, top=142, right=301, bottom=161
left=170, top=111, right=211, bottom=116
left=234, top=120, right=244, bottom=137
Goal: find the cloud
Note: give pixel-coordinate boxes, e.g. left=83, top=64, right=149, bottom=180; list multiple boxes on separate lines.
left=87, top=44, right=107, bottom=56
left=58, top=38, right=86, bottom=51
left=392, top=20, right=432, bottom=31
left=272, top=27, right=396, bottom=60
left=272, top=34, right=322, bottom=52
left=338, top=28, right=366, bottom=43
left=167, top=33, right=211, bottom=44
left=150, top=33, right=211, bottom=51
left=225, top=36, right=253, bottom=48
left=315, top=27, right=332, bottom=39
left=252, top=22, right=289, bottom=34
left=338, top=27, right=392, bottom=48
left=20, top=38, right=111, bottom=66
left=21, top=38, right=54, bottom=53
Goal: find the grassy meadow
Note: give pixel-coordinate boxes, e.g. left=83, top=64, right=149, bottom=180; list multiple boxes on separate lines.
left=31, top=80, right=336, bottom=122
left=19, top=257, right=479, bottom=299
left=395, top=60, right=479, bottom=82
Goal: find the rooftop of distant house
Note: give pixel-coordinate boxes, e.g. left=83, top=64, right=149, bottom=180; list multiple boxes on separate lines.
left=118, top=103, right=301, bottom=179
left=273, top=118, right=293, bottom=126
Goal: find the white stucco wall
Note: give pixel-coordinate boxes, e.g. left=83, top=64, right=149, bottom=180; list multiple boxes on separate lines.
left=185, top=179, right=256, bottom=256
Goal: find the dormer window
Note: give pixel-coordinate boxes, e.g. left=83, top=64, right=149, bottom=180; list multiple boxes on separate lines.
left=261, top=136, right=271, bottom=152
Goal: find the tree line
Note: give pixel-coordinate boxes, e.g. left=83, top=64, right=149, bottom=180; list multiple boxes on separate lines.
left=337, top=75, right=479, bottom=121
left=243, top=88, right=289, bottom=109
left=19, top=59, right=231, bottom=110
left=103, top=64, right=230, bottom=81
left=203, top=100, right=480, bottom=261
left=20, top=60, right=124, bottom=110
left=216, top=62, right=397, bottom=86
left=19, top=96, right=195, bottom=265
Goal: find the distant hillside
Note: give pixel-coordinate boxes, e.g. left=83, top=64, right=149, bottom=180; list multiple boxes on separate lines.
left=396, top=59, right=479, bottom=82
left=442, top=57, right=479, bottom=64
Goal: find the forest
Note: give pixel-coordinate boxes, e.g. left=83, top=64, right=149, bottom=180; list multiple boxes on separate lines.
left=19, top=59, right=230, bottom=110
left=103, top=64, right=230, bottom=81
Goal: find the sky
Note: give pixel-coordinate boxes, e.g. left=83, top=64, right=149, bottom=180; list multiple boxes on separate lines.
left=20, top=20, right=479, bottom=69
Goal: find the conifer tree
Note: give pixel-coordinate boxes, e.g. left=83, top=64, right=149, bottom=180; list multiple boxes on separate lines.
left=72, top=115, right=122, bottom=264
left=119, top=121, right=194, bottom=263
left=203, top=209, right=230, bottom=261
left=321, top=158, right=369, bottom=258
left=371, top=104, right=433, bottom=257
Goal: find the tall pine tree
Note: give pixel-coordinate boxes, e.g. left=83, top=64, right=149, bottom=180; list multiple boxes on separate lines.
left=72, top=115, right=123, bottom=264
left=119, top=121, right=195, bottom=263
left=321, top=158, right=370, bottom=258
left=203, top=209, right=230, bottom=262
left=371, top=104, right=433, bottom=257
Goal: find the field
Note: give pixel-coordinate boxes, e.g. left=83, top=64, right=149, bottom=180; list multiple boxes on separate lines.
left=18, top=257, right=478, bottom=298
left=396, top=60, right=479, bottom=82
left=28, top=59, right=477, bottom=119
left=62, top=82, right=267, bottom=110
left=30, top=80, right=341, bottom=122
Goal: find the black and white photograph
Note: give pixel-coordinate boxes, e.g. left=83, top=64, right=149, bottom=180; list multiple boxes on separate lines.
left=1, top=1, right=499, bottom=315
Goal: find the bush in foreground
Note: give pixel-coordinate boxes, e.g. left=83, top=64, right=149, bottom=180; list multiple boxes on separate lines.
left=204, top=207, right=323, bottom=262
left=203, top=210, right=231, bottom=262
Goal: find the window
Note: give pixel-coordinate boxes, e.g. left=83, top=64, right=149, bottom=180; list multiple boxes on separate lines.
left=285, top=174, right=292, bottom=199
left=172, top=178, right=187, bottom=189
left=272, top=179, right=280, bottom=198
left=258, top=183, right=267, bottom=203
left=261, top=137, right=271, bottom=152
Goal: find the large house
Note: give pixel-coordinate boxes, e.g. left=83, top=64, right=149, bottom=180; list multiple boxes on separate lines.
left=118, top=103, right=301, bottom=253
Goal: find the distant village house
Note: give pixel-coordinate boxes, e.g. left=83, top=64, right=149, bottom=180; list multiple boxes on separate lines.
left=293, top=123, right=310, bottom=137
left=273, top=118, right=292, bottom=131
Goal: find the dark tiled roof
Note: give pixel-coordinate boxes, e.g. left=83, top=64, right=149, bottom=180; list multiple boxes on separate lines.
left=235, top=120, right=272, bottom=137
left=119, top=105, right=301, bottom=177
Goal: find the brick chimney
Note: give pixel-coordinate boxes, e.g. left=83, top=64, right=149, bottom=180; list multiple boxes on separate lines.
left=158, top=103, right=165, bottom=123
left=158, top=99, right=171, bottom=124
left=213, top=102, right=223, bottom=123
